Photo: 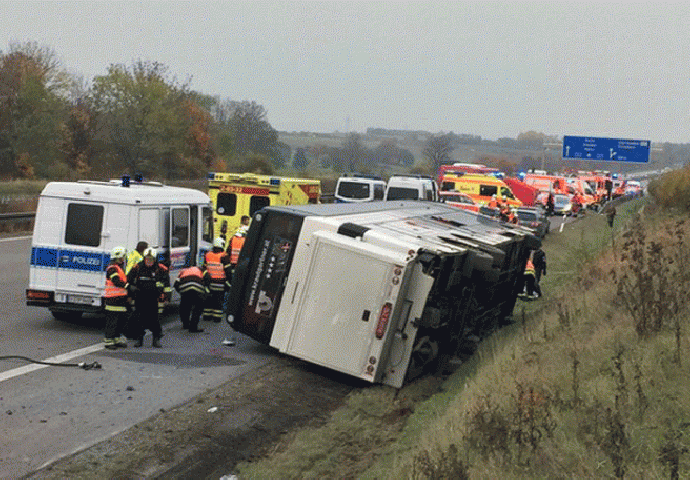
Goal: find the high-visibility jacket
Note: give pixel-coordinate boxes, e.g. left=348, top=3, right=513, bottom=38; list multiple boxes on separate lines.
left=125, top=250, right=143, bottom=275
left=229, top=235, right=246, bottom=265
left=173, top=266, right=208, bottom=295
left=104, top=263, right=129, bottom=312
left=205, top=250, right=232, bottom=291
left=524, top=259, right=536, bottom=276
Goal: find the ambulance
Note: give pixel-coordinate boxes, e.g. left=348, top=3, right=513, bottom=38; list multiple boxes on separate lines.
left=440, top=173, right=521, bottom=207
left=208, top=172, right=321, bottom=240
left=226, top=201, right=539, bottom=388
left=26, top=177, right=214, bottom=321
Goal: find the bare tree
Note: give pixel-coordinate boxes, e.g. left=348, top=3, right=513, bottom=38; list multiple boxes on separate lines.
left=423, top=133, right=455, bottom=173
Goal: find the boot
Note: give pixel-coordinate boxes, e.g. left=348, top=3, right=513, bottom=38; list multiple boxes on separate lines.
left=104, top=338, right=118, bottom=350
left=134, top=337, right=144, bottom=348
left=152, top=337, right=162, bottom=348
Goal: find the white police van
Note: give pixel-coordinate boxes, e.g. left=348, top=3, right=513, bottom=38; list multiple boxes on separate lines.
left=384, top=175, right=439, bottom=202
left=26, top=177, right=213, bottom=321
left=334, top=174, right=386, bottom=203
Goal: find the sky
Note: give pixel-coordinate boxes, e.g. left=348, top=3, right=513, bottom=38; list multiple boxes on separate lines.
left=2, top=1, right=690, bottom=143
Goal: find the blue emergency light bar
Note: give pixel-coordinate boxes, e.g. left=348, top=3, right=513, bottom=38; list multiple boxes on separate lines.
left=270, top=178, right=280, bottom=186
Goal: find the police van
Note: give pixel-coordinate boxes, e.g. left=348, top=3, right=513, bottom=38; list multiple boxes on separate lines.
left=384, top=175, right=439, bottom=202
left=334, top=174, right=386, bottom=203
left=26, top=177, right=213, bottom=321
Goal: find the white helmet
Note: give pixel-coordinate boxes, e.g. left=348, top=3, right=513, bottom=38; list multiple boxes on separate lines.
left=213, top=237, right=226, bottom=249
left=143, top=247, right=157, bottom=259
left=111, top=246, right=127, bottom=261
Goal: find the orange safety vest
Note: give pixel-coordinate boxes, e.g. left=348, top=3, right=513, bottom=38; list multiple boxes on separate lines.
left=205, top=251, right=227, bottom=282
left=229, top=235, right=246, bottom=265
left=175, top=266, right=206, bottom=295
left=525, top=259, right=536, bottom=276
left=104, top=264, right=128, bottom=298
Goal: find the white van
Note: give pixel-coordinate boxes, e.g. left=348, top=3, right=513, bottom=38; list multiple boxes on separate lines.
left=334, top=175, right=386, bottom=203
left=26, top=178, right=213, bottom=321
left=384, top=175, right=439, bottom=202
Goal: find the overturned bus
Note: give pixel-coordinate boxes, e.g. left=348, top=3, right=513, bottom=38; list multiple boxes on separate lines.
left=226, top=201, right=540, bottom=388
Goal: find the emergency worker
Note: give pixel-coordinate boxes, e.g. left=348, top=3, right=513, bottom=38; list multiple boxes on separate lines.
left=546, top=192, right=555, bottom=216
left=521, top=252, right=538, bottom=299
left=228, top=225, right=248, bottom=266
left=103, top=246, right=130, bottom=349
left=236, top=215, right=251, bottom=236
left=488, top=194, right=498, bottom=209
left=127, top=247, right=169, bottom=347
left=125, top=241, right=148, bottom=275
left=173, top=265, right=208, bottom=332
left=204, top=237, right=232, bottom=323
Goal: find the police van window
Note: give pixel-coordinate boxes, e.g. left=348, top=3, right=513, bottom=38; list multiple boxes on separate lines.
left=249, top=195, right=270, bottom=216
left=203, top=206, right=213, bottom=243
left=160, top=208, right=170, bottom=248
left=216, top=193, right=236, bottom=216
left=171, top=208, right=189, bottom=247
left=374, top=184, right=385, bottom=200
left=338, top=181, right=370, bottom=199
left=479, top=185, right=498, bottom=197
left=65, top=203, right=103, bottom=247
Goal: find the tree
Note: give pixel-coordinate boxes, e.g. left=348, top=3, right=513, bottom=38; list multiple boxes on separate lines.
left=423, top=133, right=454, bottom=174
left=88, top=60, right=190, bottom=177
left=0, top=42, right=71, bottom=178
left=293, top=147, right=308, bottom=169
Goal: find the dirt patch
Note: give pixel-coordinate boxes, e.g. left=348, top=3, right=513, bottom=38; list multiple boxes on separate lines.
left=24, top=356, right=356, bottom=479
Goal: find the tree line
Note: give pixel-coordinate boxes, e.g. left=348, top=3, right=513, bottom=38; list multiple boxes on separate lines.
left=0, top=42, right=286, bottom=181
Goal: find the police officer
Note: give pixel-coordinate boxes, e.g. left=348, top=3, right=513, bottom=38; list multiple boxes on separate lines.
left=103, top=246, right=130, bottom=350
left=203, top=237, right=232, bottom=323
left=173, top=265, right=208, bottom=333
left=127, top=247, right=169, bottom=347
left=125, top=241, right=148, bottom=275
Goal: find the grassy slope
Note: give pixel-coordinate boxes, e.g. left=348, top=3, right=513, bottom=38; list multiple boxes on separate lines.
left=237, top=197, right=690, bottom=479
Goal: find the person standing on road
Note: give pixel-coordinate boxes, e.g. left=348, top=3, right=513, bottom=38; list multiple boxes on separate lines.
left=173, top=265, right=208, bottom=333
left=127, top=247, right=169, bottom=348
left=532, top=247, right=546, bottom=298
left=125, top=241, right=148, bottom=275
left=103, top=246, right=130, bottom=350
left=204, top=237, right=232, bottom=323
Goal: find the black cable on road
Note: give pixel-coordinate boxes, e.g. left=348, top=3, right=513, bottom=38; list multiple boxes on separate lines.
left=0, top=355, right=102, bottom=370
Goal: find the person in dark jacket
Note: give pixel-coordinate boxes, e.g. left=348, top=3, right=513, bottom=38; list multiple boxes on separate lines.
left=532, top=247, right=546, bottom=297
left=127, top=247, right=169, bottom=347
left=173, top=265, right=208, bottom=333
left=103, top=246, right=130, bottom=349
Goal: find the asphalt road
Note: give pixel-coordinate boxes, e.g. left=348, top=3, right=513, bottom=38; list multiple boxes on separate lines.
left=0, top=236, right=274, bottom=478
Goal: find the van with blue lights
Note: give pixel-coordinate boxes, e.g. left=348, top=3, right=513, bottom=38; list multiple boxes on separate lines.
left=26, top=177, right=213, bottom=321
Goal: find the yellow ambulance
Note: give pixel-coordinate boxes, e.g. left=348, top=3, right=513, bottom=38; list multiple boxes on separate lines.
left=208, top=172, right=321, bottom=240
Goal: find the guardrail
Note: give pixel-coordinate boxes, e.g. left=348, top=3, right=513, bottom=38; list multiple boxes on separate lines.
left=0, top=212, right=36, bottom=233
left=0, top=212, right=36, bottom=221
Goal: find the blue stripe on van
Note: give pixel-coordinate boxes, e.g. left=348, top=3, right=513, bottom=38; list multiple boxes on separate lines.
left=30, top=247, right=108, bottom=272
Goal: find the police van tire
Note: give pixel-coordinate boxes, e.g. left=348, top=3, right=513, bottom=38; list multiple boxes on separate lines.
left=51, top=311, right=83, bottom=322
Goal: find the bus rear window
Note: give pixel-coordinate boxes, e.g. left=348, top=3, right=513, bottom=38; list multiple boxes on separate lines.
left=65, top=203, right=103, bottom=247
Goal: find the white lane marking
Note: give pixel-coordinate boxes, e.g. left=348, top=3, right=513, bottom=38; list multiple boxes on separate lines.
left=0, top=343, right=104, bottom=383
left=0, top=235, right=32, bottom=243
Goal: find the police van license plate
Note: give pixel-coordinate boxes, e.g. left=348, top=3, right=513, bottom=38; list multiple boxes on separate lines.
left=68, top=294, right=95, bottom=305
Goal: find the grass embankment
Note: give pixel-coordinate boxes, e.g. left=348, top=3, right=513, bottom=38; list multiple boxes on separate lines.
left=237, top=197, right=690, bottom=479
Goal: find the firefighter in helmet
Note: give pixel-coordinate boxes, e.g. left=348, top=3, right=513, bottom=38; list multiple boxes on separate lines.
left=173, top=263, right=208, bottom=332
left=103, top=246, right=130, bottom=349
left=127, top=247, right=169, bottom=347
left=203, top=237, right=232, bottom=323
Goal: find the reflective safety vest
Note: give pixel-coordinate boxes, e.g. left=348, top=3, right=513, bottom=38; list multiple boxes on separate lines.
left=205, top=251, right=227, bottom=281
left=229, top=235, right=246, bottom=265
left=524, top=259, right=536, bottom=276
left=125, top=250, right=143, bottom=275
left=174, top=266, right=207, bottom=295
left=104, top=263, right=128, bottom=312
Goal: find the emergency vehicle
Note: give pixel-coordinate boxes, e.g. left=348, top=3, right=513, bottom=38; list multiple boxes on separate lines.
left=208, top=172, right=321, bottom=240
left=334, top=174, right=386, bottom=203
left=226, top=201, right=539, bottom=388
left=26, top=177, right=213, bottom=321
left=440, top=173, right=521, bottom=207
left=384, top=175, right=439, bottom=202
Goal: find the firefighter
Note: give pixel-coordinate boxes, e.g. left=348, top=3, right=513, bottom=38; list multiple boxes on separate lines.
left=488, top=194, right=498, bottom=209
left=204, top=237, right=232, bottom=323
left=228, top=225, right=248, bottom=267
left=103, top=246, right=130, bottom=350
left=520, top=252, right=538, bottom=299
left=127, top=247, right=169, bottom=347
left=173, top=264, right=208, bottom=332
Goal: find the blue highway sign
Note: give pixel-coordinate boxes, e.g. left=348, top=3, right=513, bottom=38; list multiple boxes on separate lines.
left=562, top=135, right=650, bottom=163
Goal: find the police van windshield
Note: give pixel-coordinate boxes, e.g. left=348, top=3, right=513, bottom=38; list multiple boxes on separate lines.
left=337, top=181, right=370, bottom=199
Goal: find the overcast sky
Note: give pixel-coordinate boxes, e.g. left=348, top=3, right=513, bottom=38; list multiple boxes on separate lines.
left=2, top=2, right=689, bottom=143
